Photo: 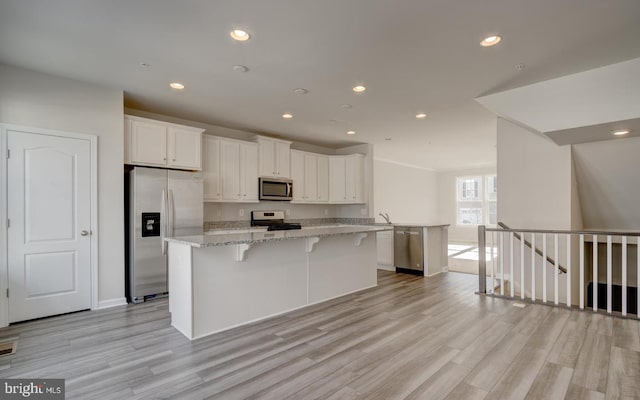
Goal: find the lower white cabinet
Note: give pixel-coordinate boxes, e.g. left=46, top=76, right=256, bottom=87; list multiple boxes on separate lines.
left=376, top=230, right=394, bottom=270
left=204, top=136, right=258, bottom=203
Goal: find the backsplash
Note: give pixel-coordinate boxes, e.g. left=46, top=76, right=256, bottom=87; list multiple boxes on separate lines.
left=204, top=217, right=375, bottom=231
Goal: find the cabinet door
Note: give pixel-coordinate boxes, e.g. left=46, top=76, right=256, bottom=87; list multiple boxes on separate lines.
left=329, top=157, right=346, bottom=202
left=346, top=155, right=364, bottom=203
left=241, top=143, right=259, bottom=201
left=290, top=150, right=305, bottom=201
left=130, top=119, right=167, bottom=165
left=304, top=154, right=317, bottom=201
left=203, top=136, right=221, bottom=200
left=221, top=141, right=241, bottom=201
left=275, top=141, right=291, bottom=178
left=168, top=127, right=202, bottom=170
left=258, top=139, right=276, bottom=177
left=316, top=156, right=329, bottom=202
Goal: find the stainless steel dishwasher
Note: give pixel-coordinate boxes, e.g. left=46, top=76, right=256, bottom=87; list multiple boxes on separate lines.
left=394, top=226, right=424, bottom=275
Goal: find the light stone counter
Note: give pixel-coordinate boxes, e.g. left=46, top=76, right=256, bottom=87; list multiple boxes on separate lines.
left=165, top=225, right=392, bottom=248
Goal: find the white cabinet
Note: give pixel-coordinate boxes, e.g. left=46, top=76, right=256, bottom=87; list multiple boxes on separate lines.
left=346, top=154, right=364, bottom=203
left=329, top=157, right=346, bottom=202
left=202, top=136, right=221, bottom=201
left=291, top=150, right=328, bottom=203
left=329, top=154, right=364, bottom=203
left=317, top=155, right=329, bottom=202
left=376, top=230, right=394, bottom=270
left=256, top=137, right=291, bottom=178
left=125, top=115, right=203, bottom=170
left=220, top=139, right=258, bottom=202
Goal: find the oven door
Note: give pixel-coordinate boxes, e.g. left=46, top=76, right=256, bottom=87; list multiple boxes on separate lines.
left=259, top=178, right=293, bottom=200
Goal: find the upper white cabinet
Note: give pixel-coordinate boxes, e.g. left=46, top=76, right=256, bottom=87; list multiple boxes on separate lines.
left=291, top=150, right=324, bottom=203
left=256, top=136, right=291, bottom=178
left=329, top=154, right=365, bottom=203
left=202, top=136, right=221, bottom=201
left=218, top=138, right=259, bottom=203
left=125, top=115, right=204, bottom=170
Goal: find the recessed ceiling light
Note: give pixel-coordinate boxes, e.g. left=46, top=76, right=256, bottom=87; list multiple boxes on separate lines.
left=416, top=113, right=427, bottom=119
left=169, top=82, right=185, bottom=90
left=480, top=35, right=502, bottom=47
left=282, top=113, right=293, bottom=119
left=233, top=65, right=249, bottom=72
left=230, top=29, right=251, bottom=41
left=384, top=138, right=392, bottom=141
left=347, top=130, right=356, bottom=135
left=352, top=85, right=366, bottom=93
left=293, top=88, right=308, bottom=95
left=139, top=62, right=152, bottom=69
left=612, top=129, right=630, bottom=136
left=341, top=104, right=353, bottom=109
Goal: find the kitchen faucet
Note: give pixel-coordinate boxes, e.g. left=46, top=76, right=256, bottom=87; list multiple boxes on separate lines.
left=379, top=212, right=391, bottom=224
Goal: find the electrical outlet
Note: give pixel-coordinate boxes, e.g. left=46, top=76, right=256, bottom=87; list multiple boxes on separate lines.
left=324, top=209, right=329, bottom=216
left=285, top=209, right=291, bottom=216
left=360, top=208, right=367, bottom=216
left=239, top=209, right=245, bottom=217
left=216, top=209, right=221, bottom=217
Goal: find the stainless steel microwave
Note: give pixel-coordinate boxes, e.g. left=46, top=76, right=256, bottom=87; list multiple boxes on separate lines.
left=259, top=177, right=293, bottom=201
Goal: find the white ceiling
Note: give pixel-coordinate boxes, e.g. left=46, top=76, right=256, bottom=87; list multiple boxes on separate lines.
left=1, top=0, right=639, bottom=170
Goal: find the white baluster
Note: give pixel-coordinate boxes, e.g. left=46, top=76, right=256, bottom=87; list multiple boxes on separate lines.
left=531, top=233, right=536, bottom=302
left=566, top=235, right=571, bottom=308
left=622, top=236, right=627, bottom=316
left=593, top=235, right=598, bottom=312
left=607, top=235, right=612, bottom=314
left=510, top=232, right=514, bottom=298
left=500, top=232, right=504, bottom=296
left=543, top=233, right=547, bottom=303
left=521, top=232, right=525, bottom=300
left=579, top=234, right=584, bottom=310
left=554, top=234, right=559, bottom=305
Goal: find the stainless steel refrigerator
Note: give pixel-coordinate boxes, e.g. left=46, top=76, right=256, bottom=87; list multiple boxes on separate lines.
left=127, top=167, right=203, bottom=303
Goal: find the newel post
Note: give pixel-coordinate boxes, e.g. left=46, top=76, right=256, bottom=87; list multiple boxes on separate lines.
left=478, top=225, right=487, bottom=294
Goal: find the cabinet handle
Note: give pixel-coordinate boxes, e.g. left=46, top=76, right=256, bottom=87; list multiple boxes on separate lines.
left=243, top=194, right=246, bottom=197
left=163, top=157, right=167, bottom=161
left=173, top=158, right=176, bottom=161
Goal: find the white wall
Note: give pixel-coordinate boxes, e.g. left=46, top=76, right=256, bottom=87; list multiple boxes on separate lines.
left=437, top=166, right=497, bottom=243
left=0, top=64, right=124, bottom=304
left=572, top=136, right=640, bottom=230
left=373, top=159, right=439, bottom=224
left=497, top=118, right=573, bottom=229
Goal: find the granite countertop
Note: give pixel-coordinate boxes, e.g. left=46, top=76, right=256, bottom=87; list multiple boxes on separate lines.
left=373, top=222, right=450, bottom=228
left=166, top=225, right=393, bottom=248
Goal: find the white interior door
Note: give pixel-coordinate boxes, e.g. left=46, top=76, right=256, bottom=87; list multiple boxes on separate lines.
left=7, top=131, right=92, bottom=322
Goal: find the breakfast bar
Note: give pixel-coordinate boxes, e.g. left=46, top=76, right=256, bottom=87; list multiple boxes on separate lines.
left=165, top=225, right=392, bottom=340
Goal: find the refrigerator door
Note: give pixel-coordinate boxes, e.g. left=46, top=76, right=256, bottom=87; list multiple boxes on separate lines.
left=168, top=170, right=204, bottom=237
left=130, top=167, right=168, bottom=302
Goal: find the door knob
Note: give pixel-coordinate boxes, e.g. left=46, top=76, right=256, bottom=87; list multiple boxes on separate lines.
left=81, top=230, right=90, bottom=236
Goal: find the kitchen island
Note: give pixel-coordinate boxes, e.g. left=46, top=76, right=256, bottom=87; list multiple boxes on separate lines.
left=165, top=225, right=392, bottom=340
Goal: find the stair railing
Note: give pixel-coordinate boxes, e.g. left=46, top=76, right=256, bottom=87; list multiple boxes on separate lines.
left=478, top=225, right=640, bottom=317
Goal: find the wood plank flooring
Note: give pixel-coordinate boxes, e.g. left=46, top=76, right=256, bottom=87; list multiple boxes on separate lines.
left=0, top=270, right=639, bottom=399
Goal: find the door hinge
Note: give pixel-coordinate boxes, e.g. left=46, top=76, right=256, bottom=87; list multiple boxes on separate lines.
left=6, top=288, right=8, bottom=298
left=6, top=149, right=9, bottom=159
left=6, top=219, right=9, bottom=228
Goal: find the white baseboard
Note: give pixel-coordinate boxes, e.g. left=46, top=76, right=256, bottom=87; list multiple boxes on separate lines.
left=377, top=264, right=396, bottom=272
left=96, top=297, right=127, bottom=310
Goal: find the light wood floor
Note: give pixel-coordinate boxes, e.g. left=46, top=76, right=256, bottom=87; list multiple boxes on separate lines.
left=0, top=271, right=639, bottom=399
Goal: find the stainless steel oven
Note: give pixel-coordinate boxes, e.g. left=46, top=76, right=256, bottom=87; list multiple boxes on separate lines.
left=259, top=177, right=293, bottom=201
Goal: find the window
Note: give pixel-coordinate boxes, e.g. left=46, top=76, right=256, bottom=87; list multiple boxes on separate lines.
left=456, top=175, right=497, bottom=226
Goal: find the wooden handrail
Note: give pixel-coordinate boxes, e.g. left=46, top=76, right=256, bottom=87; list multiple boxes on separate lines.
left=497, top=222, right=567, bottom=274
